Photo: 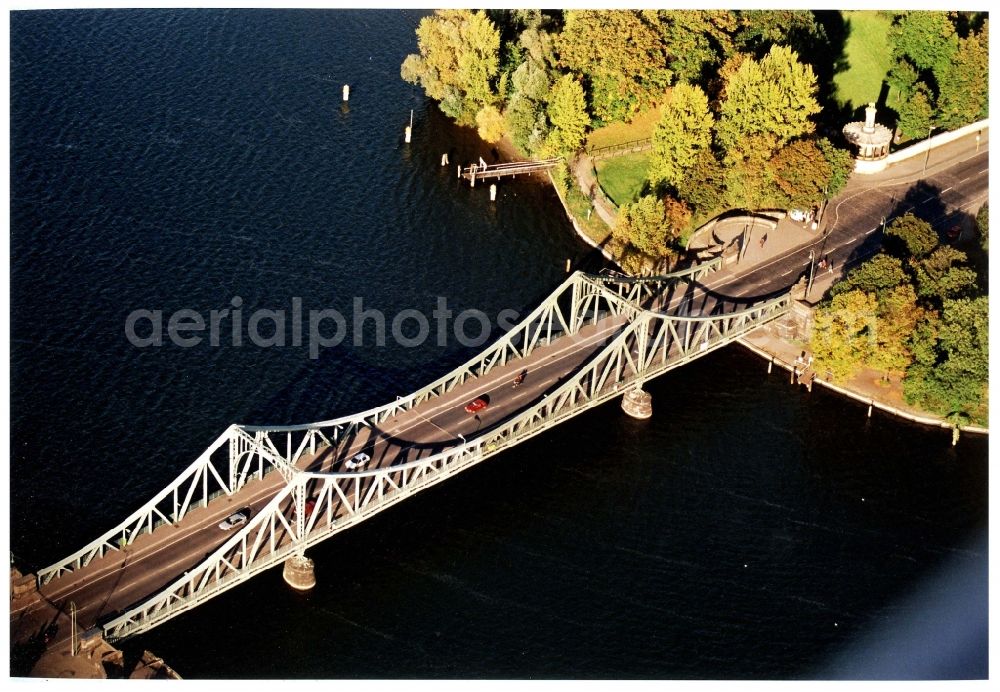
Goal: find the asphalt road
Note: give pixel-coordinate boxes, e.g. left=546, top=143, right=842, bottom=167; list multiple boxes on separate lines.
left=705, top=148, right=988, bottom=302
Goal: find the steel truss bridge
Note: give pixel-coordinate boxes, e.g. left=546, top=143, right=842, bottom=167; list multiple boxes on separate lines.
left=33, top=259, right=791, bottom=642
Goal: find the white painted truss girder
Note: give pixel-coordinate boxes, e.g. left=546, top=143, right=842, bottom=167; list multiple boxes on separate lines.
left=101, top=287, right=791, bottom=642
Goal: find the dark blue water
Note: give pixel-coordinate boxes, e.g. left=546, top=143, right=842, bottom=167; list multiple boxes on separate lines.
left=10, top=10, right=988, bottom=679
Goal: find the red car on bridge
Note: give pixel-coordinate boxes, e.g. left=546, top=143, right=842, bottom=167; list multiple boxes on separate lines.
left=464, top=395, right=489, bottom=414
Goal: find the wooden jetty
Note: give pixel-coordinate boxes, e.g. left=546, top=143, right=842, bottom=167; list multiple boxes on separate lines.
left=460, top=157, right=562, bottom=186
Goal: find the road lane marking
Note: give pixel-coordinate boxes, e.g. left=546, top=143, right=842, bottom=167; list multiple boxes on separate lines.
left=30, top=322, right=626, bottom=616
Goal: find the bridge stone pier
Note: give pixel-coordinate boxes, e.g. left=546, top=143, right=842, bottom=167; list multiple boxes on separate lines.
left=282, top=554, right=316, bottom=591
left=621, top=387, right=652, bottom=419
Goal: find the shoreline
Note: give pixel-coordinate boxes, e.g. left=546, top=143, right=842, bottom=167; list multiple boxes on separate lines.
left=738, top=335, right=988, bottom=438
left=540, top=148, right=988, bottom=436
left=546, top=169, right=617, bottom=264
left=469, top=126, right=986, bottom=437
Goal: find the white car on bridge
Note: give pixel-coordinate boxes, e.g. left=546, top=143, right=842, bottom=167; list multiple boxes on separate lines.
left=346, top=451, right=371, bottom=470
left=218, top=508, right=250, bottom=531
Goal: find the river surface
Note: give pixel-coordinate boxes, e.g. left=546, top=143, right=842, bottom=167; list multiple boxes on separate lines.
left=10, top=9, right=988, bottom=679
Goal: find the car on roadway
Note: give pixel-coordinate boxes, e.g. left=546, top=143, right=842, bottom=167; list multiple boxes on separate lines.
left=218, top=508, right=251, bottom=531
left=345, top=451, right=371, bottom=470
left=464, top=395, right=489, bottom=414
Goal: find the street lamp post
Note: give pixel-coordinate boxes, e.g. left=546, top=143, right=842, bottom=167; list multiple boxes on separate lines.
left=922, top=125, right=937, bottom=176
left=70, top=601, right=78, bottom=656
left=806, top=250, right=816, bottom=298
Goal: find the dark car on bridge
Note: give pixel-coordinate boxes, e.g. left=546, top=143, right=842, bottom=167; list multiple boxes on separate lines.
left=464, top=394, right=490, bottom=414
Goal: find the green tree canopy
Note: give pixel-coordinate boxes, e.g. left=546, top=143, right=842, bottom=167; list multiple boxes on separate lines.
left=505, top=94, right=548, bottom=156
left=556, top=10, right=673, bottom=122
left=904, top=296, right=988, bottom=423
left=648, top=83, right=714, bottom=190
left=716, top=44, right=820, bottom=163
left=831, top=254, right=907, bottom=296
left=911, top=246, right=978, bottom=301
left=885, top=213, right=939, bottom=258
left=659, top=10, right=737, bottom=83
left=734, top=10, right=824, bottom=55
left=503, top=57, right=553, bottom=157
left=817, top=138, right=855, bottom=198
left=544, top=74, right=590, bottom=155
left=613, top=195, right=672, bottom=257
left=767, top=139, right=831, bottom=209
left=889, top=11, right=958, bottom=74
left=935, top=21, right=989, bottom=129
left=896, top=83, right=935, bottom=140
left=886, top=57, right=920, bottom=102
left=401, top=10, right=501, bottom=125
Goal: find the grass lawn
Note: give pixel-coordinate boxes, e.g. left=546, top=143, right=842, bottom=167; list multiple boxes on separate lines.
left=835, top=10, right=894, bottom=111
left=595, top=152, right=651, bottom=206
left=586, top=106, right=663, bottom=151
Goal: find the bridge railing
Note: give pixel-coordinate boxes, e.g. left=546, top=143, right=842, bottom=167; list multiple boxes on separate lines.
left=236, top=263, right=719, bottom=440
left=587, top=138, right=652, bottom=160
left=35, top=424, right=296, bottom=587
left=101, top=290, right=791, bottom=641
left=36, top=428, right=236, bottom=585
left=588, top=258, right=723, bottom=307
left=40, top=264, right=722, bottom=591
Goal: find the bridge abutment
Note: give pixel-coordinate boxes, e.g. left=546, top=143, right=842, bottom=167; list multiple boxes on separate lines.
left=621, top=387, right=652, bottom=419
left=282, top=554, right=316, bottom=591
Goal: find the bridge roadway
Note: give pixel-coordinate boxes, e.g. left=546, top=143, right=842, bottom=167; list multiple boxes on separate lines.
left=719, top=144, right=989, bottom=300
left=11, top=317, right=630, bottom=645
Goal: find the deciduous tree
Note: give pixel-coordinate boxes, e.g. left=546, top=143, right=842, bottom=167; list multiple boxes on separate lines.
left=659, top=10, right=737, bottom=83
left=663, top=195, right=693, bottom=239
left=895, top=84, right=935, bottom=140
left=401, top=10, right=501, bottom=125
left=544, top=74, right=590, bottom=155
left=817, top=137, right=855, bottom=198
left=911, top=246, right=978, bottom=302
left=734, top=10, right=824, bottom=56
left=889, top=11, right=958, bottom=74
left=935, top=22, right=989, bottom=129
left=613, top=195, right=670, bottom=257
left=868, top=283, right=924, bottom=374
left=885, top=213, right=938, bottom=259
left=475, top=105, right=506, bottom=143
left=675, top=149, right=726, bottom=218
left=648, top=83, right=714, bottom=189
left=556, top=10, right=672, bottom=122
left=904, top=296, right=988, bottom=424
left=831, top=254, right=907, bottom=296
left=716, top=45, right=820, bottom=163
left=767, top=139, right=831, bottom=209
left=504, top=95, right=548, bottom=156
left=811, top=289, right=878, bottom=382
